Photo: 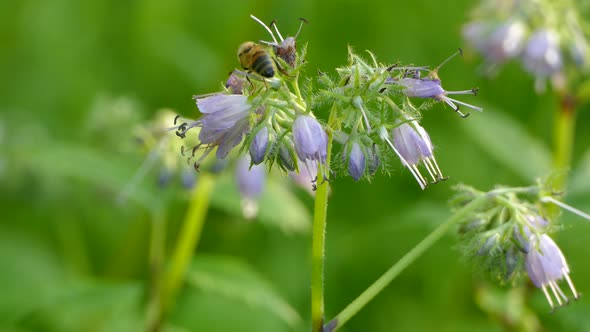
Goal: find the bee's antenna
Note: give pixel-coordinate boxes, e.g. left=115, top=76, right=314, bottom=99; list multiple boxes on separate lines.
left=434, top=48, right=463, bottom=73
left=250, top=14, right=278, bottom=44
left=294, top=18, right=308, bottom=39
left=269, top=19, right=284, bottom=42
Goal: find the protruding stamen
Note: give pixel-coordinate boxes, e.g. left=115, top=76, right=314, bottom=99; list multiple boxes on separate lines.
left=434, top=48, right=463, bottom=73
left=269, top=19, right=284, bottom=42
left=446, top=89, right=479, bottom=95
left=422, top=158, right=438, bottom=183
left=564, top=274, right=580, bottom=299
left=541, top=196, right=590, bottom=221
left=294, top=18, right=308, bottom=39
left=250, top=14, right=278, bottom=44
left=549, top=282, right=564, bottom=307
left=382, top=135, right=426, bottom=190
left=445, top=96, right=484, bottom=112
left=553, top=281, right=570, bottom=304
left=542, top=285, right=555, bottom=309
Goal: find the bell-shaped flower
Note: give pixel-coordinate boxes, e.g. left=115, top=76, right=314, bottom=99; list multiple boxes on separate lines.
left=175, top=94, right=252, bottom=166
left=464, top=20, right=526, bottom=65
left=395, top=77, right=482, bottom=118
left=249, top=126, right=269, bottom=165
left=525, top=234, right=578, bottom=309
left=388, top=119, right=445, bottom=189
left=485, top=20, right=527, bottom=63
left=292, top=114, right=328, bottom=165
left=522, top=29, right=563, bottom=91
left=235, top=156, right=266, bottom=219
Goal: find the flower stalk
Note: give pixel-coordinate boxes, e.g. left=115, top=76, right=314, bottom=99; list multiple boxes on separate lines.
left=324, top=194, right=490, bottom=332
left=311, top=130, right=333, bottom=332
left=161, top=173, right=215, bottom=314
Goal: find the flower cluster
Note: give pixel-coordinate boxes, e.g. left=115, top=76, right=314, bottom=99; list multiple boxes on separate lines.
left=317, top=48, right=481, bottom=188
left=451, top=183, right=583, bottom=309
left=462, top=0, right=589, bottom=92
left=173, top=15, right=482, bottom=191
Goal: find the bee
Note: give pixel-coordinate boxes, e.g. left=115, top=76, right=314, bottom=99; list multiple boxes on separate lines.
left=250, top=15, right=307, bottom=68
left=237, top=41, right=275, bottom=78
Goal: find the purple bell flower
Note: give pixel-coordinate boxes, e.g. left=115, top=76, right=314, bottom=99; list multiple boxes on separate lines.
left=390, top=120, right=445, bottom=190
left=197, top=94, right=251, bottom=130
left=522, top=29, right=563, bottom=91
left=177, top=94, right=252, bottom=166
left=525, top=234, right=578, bottom=309
left=396, top=78, right=482, bottom=118
left=292, top=114, right=328, bottom=164
left=249, top=126, right=269, bottom=165
left=235, top=156, right=266, bottom=219
left=485, top=20, right=526, bottom=63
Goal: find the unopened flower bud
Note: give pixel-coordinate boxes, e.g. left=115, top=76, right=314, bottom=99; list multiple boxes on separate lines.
left=344, top=141, right=365, bottom=181
left=249, top=126, right=269, bottom=164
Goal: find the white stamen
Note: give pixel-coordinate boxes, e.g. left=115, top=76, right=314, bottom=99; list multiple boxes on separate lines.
left=445, top=97, right=484, bottom=112
left=446, top=89, right=478, bottom=95
left=250, top=14, right=278, bottom=44
left=541, top=196, right=590, bottom=221
left=411, top=164, right=428, bottom=188
left=382, top=134, right=426, bottom=190
left=542, top=285, right=555, bottom=309
left=422, top=158, right=438, bottom=182
left=549, top=282, right=564, bottom=306
left=271, top=20, right=285, bottom=42
left=564, top=274, right=579, bottom=299
left=552, top=282, right=569, bottom=303
left=430, top=157, right=444, bottom=179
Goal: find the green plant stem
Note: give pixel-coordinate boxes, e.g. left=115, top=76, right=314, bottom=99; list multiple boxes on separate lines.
left=146, top=209, right=166, bottom=332
left=161, top=173, right=215, bottom=314
left=552, top=94, right=576, bottom=189
left=324, top=194, right=489, bottom=332
left=311, top=132, right=333, bottom=332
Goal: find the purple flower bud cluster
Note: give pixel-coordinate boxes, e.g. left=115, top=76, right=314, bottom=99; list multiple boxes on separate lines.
left=463, top=1, right=589, bottom=92
left=453, top=184, right=582, bottom=310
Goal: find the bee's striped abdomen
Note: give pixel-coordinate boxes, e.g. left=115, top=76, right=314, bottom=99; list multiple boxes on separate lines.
left=251, top=51, right=274, bottom=78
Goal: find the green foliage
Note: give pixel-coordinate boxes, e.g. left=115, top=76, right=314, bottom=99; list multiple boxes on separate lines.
left=1, top=0, right=590, bottom=331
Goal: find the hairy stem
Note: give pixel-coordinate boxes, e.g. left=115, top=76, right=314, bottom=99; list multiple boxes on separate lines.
left=324, top=194, right=489, bottom=332
left=311, top=131, right=333, bottom=332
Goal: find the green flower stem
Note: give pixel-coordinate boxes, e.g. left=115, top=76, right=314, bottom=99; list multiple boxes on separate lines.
left=324, top=194, right=489, bottom=332
left=161, top=173, right=215, bottom=314
left=311, top=131, right=333, bottom=332
left=146, top=209, right=166, bottom=332
left=552, top=94, right=576, bottom=189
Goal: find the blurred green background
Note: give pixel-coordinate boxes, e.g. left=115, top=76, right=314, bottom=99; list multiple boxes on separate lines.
left=1, top=0, right=590, bottom=331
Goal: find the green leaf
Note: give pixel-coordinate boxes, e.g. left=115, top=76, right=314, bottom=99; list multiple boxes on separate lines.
left=211, top=174, right=311, bottom=234
left=13, top=142, right=160, bottom=211
left=461, top=106, right=551, bottom=181
left=185, top=254, right=301, bottom=328
left=569, top=147, right=590, bottom=196
left=19, top=281, right=145, bottom=332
